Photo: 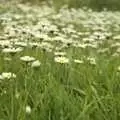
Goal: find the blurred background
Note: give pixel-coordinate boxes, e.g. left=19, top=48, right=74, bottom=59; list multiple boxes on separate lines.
left=16, top=0, right=120, bottom=11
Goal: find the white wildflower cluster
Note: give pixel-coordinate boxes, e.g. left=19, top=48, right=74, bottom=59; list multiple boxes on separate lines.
left=2, top=47, right=23, bottom=55
left=0, top=72, right=16, bottom=80
left=20, top=56, right=41, bottom=68
left=1, top=2, right=120, bottom=117
left=0, top=2, right=120, bottom=78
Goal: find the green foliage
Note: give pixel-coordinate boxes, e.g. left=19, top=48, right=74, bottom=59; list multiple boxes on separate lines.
left=19, top=0, right=120, bottom=10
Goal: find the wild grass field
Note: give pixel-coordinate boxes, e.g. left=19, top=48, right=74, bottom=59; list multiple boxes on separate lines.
left=0, top=1, right=120, bottom=120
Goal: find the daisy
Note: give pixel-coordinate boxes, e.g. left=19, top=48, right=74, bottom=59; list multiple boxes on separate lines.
left=20, top=56, right=36, bottom=62
left=0, top=72, right=16, bottom=80
left=54, top=56, right=69, bottom=64
left=74, top=59, right=84, bottom=64
left=31, top=60, right=41, bottom=68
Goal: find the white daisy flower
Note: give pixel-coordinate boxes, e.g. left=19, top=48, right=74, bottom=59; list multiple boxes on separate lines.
left=20, top=56, right=36, bottom=62
left=54, top=52, right=66, bottom=56
left=25, top=105, right=31, bottom=114
left=74, top=59, right=84, bottom=64
left=54, top=56, right=69, bottom=64
left=31, top=60, right=41, bottom=68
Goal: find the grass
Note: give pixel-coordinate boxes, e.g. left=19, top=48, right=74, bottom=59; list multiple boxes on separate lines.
left=0, top=1, right=120, bottom=120
left=19, top=0, right=120, bottom=10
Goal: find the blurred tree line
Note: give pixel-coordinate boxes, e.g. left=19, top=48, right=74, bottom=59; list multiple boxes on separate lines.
left=20, top=0, right=120, bottom=10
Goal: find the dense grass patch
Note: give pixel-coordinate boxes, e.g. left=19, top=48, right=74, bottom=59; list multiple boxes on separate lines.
left=0, top=2, right=120, bottom=120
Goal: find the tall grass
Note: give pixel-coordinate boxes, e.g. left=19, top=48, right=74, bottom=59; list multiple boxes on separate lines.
left=0, top=1, right=120, bottom=120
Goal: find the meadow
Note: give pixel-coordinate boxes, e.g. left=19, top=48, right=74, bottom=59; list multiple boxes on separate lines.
left=0, top=1, right=120, bottom=120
